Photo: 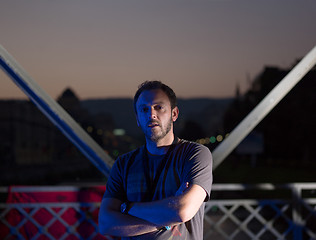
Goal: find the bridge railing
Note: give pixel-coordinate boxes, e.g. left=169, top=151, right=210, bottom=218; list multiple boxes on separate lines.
left=1, top=183, right=316, bottom=240
left=204, top=183, right=316, bottom=240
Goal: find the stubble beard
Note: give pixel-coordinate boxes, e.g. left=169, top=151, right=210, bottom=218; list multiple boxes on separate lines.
left=147, top=117, right=173, bottom=143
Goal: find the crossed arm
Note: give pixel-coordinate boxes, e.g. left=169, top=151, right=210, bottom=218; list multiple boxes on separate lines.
left=98, top=183, right=206, bottom=237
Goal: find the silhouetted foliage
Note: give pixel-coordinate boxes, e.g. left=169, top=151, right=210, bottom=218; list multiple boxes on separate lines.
left=223, top=63, right=316, bottom=166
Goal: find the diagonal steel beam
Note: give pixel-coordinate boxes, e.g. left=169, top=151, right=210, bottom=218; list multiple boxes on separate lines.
left=0, top=44, right=114, bottom=177
left=212, top=45, right=316, bottom=169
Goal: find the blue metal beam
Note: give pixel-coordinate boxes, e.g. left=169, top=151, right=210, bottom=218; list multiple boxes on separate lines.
left=0, top=45, right=113, bottom=177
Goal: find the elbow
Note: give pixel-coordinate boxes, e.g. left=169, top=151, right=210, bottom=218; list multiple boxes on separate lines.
left=170, top=199, right=197, bottom=223
left=98, top=218, right=106, bottom=236
left=99, top=227, right=107, bottom=236
left=98, top=212, right=111, bottom=236
left=98, top=222, right=107, bottom=236
left=177, top=208, right=194, bottom=223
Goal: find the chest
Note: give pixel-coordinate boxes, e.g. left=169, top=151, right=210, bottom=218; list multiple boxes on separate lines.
left=125, top=154, right=184, bottom=202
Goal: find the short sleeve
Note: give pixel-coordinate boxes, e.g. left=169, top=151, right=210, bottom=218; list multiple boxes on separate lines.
left=183, top=143, right=213, bottom=201
left=103, top=157, right=126, bottom=201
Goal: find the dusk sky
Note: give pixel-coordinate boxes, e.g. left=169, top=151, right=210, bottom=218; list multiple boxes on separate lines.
left=1, top=0, right=315, bottom=100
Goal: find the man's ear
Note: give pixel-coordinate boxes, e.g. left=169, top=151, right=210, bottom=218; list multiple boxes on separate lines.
left=172, top=106, right=179, bottom=122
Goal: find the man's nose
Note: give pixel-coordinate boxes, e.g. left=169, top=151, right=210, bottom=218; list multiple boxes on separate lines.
left=149, top=108, right=157, bottom=119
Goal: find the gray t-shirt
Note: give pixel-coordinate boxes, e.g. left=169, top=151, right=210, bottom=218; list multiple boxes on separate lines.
left=104, top=139, right=213, bottom=240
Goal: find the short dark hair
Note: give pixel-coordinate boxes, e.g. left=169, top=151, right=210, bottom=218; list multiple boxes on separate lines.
left=133, top=80, right=177, bottom=114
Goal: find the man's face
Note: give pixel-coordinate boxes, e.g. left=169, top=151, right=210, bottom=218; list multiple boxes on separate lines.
left=136, top=89, right=178, bottom=144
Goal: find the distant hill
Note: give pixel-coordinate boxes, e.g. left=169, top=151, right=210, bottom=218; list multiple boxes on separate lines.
left=176, top=98, right=233, bottom=136
left=81, top=98, right=233, bottom=139
left=81, top=98, right=139, bottom=137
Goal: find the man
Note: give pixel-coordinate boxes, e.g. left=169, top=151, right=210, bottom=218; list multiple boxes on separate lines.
left=99, top=81, right=212, bottom=239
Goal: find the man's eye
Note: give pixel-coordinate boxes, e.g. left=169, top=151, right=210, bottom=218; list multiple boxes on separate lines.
left=155, top=105, right=163, bottom=110
left=141, top=107, right=149, bottom=113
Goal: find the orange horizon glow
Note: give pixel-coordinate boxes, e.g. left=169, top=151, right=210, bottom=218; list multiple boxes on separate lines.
left=1, top=0, right=315, bottom=100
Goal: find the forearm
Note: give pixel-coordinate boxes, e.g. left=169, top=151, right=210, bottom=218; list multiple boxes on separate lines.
left=99, top=209, right=158, bottom=237
left=128, top=195, right=184, bottom=227
left=99, top=198, right=158, bottom=237
left=127, top=184, right=206, bottom=226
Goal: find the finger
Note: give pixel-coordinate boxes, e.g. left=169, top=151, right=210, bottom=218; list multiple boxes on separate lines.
left=179, top=182, right=187, bottom=192
left=175, top=182, right=189, bottom=196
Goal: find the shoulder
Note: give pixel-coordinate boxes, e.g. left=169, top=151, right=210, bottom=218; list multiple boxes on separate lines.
left=174, top=139, right=212, bottom=165
left=176, top=139, right=211, bottom=155
left=115, top=146, right=144, bottom=166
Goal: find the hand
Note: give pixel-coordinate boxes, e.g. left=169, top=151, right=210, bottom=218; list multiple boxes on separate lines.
left=175, top=182, right=189, bottom=196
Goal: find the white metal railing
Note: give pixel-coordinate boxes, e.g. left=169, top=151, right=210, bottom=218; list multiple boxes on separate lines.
left=204, top=183, right=316, bottom=240
left=0, top=44, right=114, bottom=177
left=1, top=183, right=316, bottom=240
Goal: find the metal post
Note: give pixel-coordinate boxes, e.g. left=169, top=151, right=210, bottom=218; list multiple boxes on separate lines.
left=292, top=184, right=303, bottom=240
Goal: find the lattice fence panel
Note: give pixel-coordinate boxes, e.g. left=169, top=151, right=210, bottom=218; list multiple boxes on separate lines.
left=300, top=200, right=316, bottom=240
left=203, top=199, right=316, bottom=240
left=0, top=203, right=115, bottom=240
left=1, top=184, right=316, bottom=239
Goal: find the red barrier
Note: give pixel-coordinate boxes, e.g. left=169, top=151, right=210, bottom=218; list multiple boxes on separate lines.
left=1, top=186, right=115, bottom=240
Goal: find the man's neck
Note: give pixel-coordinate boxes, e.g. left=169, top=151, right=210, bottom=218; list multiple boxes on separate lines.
left=146, top=134, right=175, bottom=155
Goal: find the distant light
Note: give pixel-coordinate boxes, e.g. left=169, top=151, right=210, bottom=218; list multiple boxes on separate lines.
left=87, top=126, right=93, bottom=133
left=113, top=129, right=125, bottom=136
left=204, top=137, right=210, bottom=144
left=216, top=135, right=223, bottom=142
left=225, top=133, right=230, bottom=138
left=200, top=138, right=206, bottom=145
left=210, top=136, right=216, bottom=143
left=97, top=129, right=103, bottom=135
left=113, top=150, right=119, bottom=157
